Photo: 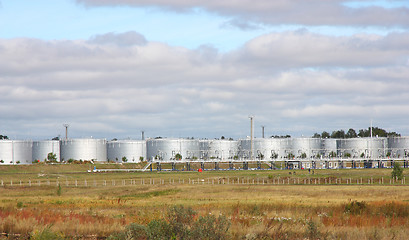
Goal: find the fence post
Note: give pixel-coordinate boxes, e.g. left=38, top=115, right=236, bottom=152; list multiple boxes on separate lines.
left=75, top=179, right=78, bottom=187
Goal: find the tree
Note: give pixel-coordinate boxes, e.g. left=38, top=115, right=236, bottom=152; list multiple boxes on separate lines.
left=312, top=133, right=321, bottom=138
left=0, top=135, right=8, bottom=140
left=321, top=131, right=330, bottom=139
left=346, top=128, right=357, bottom=138
left=174, top=153, right=182, bottom=160
left=47, top=152, right=57, bottom=162
left=331, top=130, right=345, bottom=139
left=391, top=162, right=403, bottom=180
left=122, top=156, right=128, bottom=163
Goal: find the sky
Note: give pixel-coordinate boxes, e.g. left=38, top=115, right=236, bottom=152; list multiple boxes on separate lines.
left=0, top=0, right=409, bottom=140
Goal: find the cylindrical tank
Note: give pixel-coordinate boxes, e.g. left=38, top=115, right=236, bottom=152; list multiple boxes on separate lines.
left=146, top=138, right=200, bottom=161
left=60, top=138, right=107, bottom=162
left=107, top=140, right=146, bottom=162
left=290, top=138, right=322, bottom=159
left=239, top=138, right=283, bottom=160
left=322, top=139, right=338, bottom=158
left=207, top=140, right=238, bottom=160
left=388, top=137, right=409, bottom=158
left=0, top=140, right=32, bottom=165
left=32, top=140, right=61, bottom=162
left=338, top=138, right=387, bottom=158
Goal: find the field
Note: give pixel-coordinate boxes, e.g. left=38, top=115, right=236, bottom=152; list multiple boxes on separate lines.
left=1, top=164, right=409, bottom=239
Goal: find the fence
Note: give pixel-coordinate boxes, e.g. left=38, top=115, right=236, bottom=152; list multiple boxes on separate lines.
left=0, top=176, right=406, bottom=187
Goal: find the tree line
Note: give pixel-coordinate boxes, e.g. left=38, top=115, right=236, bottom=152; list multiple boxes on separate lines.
left=312, top=127, right=401, bottom=139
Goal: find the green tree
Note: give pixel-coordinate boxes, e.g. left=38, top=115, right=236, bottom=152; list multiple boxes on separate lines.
left=174, top=153, right=182, bottom=160
left=47, top=152, right=57, bottom=162
left=312, top=133, right=321, bottom=138
left=391, top=162, right=403, bottom=180
left=346, top=128, right=357, bottom=138
left=321, top=131, right=330, bottom=138
left=122, top=156, right=128, bottom=163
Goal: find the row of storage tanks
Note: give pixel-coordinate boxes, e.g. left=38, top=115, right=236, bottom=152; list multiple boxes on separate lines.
left=1, top=137, right=409, bottom=164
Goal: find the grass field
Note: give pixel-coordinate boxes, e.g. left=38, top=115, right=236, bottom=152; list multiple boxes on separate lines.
left=1, top=163, right=408, bottom=239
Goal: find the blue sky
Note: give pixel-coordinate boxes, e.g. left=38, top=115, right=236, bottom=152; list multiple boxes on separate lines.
left=1, top=0, right=407, bottom=50
left=0, top=0, right=409, bottom=140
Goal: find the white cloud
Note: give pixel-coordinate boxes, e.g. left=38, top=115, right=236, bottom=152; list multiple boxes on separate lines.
left=1, top=30, right=409, bottom=139
left=75, top=0, right=409, bottom=27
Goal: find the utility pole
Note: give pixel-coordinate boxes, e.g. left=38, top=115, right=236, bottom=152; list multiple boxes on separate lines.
left=261, top=125, right=265, bottom=139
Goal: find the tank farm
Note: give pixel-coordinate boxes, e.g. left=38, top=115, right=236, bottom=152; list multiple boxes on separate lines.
left=1, top=137, right=409, bottom=170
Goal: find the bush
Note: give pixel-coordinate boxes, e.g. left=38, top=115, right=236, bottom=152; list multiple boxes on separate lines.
left=147, top=219, right=173, bottom=239
left=344, top=200, right=366, bottom=215
left=30, top=227, right=65, bottom=240
left=108, top=205, right=231, bottom=240
left=190, top=215, right=230, bottom=240
left=392, top=162, right=403, bottom=180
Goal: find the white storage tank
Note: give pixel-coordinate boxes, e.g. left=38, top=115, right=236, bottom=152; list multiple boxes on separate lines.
left=207, top=139, right=238, bottom=160
left=291, top=138, right=322, bottom=159
left=239, top=138, right=283, bottom=160
left=107, top=140, right=146, bottom=162
left=0, top=140, right=32, bottom=165
left=146, top=138, right=200, bottom=161
left=322, top=138, right=338, bottom=158
left=32, top=140, right=60, bottom=162
left=388, top=137, right=409, bottom=158
left=60, top=138, right=107, bottom=162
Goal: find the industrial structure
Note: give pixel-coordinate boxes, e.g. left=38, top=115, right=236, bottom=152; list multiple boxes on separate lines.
left=0, top=136, right=409, bottom=169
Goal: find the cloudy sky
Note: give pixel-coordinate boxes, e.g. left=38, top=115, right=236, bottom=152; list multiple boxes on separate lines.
left=1, top=0, right=408, bottom=140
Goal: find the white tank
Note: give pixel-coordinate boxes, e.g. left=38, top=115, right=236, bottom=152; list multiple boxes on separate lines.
left=339, top=137, right=387, bottom=158
left=60, top=138, right=107, bottom=162
left=388, top=137, right=409, bottom=158
left=32, top=140, right=61, bottom=162
left=207, top=140, right=238, bottom=160
left=146, top=138, right=200, bottom=161
left=0, top=140, right=32, bottom=165
left=107, top=140, right=146, bottom=162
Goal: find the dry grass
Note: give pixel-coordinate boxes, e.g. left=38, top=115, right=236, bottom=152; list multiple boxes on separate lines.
left=1, top=165, right=409, bottom=239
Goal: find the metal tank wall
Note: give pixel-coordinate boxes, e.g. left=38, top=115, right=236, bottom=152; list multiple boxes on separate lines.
left=338, top=138, right=387, bottom=158
left=60, top=138, right=107, bottom=162
left=207, top=140, right=238, bottom=160
left=239, top=138, right=283, bottom=160
left=388, top=137, right=409, bottom=158
left=32, top=140, right=61, bottom=162
left=199, top=140, right=211, bottom=159
left=107, top=140, right=146, bottom=162
left=322, top=139, right=338, bottom=158
left=146, top=139, right=200, bottom=161
left=0, top=140, right=32, bottom=165
left=290, top=138, right=322, bottom=159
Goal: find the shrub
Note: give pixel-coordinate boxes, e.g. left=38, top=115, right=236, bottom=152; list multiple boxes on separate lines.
left=30, top=227, right=65, bottom=240
left=344, top=200, right=366, bottom=215
left=57, top=184, right=62, bottom=196
left=190, top=215, right=230, bottom=240
left=147, top=219, right=173, bottom=239
left=305, top=220, right=320, bottom=240
left=391, top=162, right=403, bottom=180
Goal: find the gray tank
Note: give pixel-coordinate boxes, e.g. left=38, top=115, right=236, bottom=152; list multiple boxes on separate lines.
left=60, top=138, right=107, bottom=162
left=207, top=140, right=238, bottom=160
left=146, top=138, right=200, bottom=161
left=338, top=138, right=387, bottom=158
left=290, top=138, right=322, bottom=159
left=107, top=140, right=146, bottom=162
left=32, top=140, right=60, bottom=162
left=388, top=137, right=409, bottom=158
left=322, top=139, right=338, bottom=158
left=238, top=138, right=284, bottom=160
left=0, top=140, right=33, bottom=164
